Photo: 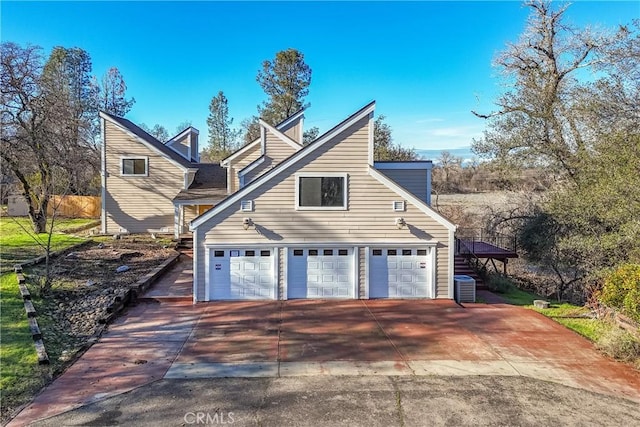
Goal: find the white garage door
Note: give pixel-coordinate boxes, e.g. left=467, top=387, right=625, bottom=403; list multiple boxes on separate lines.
left=209, top=248, right=276, bottom=300
left=288, top=248, right=355, bottom=299
left=369, top=248, right=430, bottom=298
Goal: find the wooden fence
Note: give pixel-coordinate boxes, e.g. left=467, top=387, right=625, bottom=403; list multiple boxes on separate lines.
left=48, top=195, right=100, bottom=218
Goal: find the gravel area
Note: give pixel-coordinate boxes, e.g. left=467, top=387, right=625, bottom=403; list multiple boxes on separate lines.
left=28, top=238, right=177, bottom=354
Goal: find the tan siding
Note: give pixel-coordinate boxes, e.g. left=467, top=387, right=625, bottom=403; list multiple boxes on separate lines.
left=227, top=143, right=261, bottom=193
left=244, top=130, right=299, bottom=183
left=379, top=169, right=428, bottom=203
left=183, top=206, right=198, bottom=229
left=104, top=122, right=185, bottom=233
left=196, top=115, right=452, bottom=298
left=264, top=129, right=298, bottom=163
left=280, top=116, right=303, bottom=144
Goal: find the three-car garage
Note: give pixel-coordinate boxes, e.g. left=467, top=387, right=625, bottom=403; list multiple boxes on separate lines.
left=206, top=245, right=435, bottom=301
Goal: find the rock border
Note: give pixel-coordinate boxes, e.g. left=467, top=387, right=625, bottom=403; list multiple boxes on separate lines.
left=97, top=251, right=181, bottom=325
left=14, top=266, right=49, bottom=365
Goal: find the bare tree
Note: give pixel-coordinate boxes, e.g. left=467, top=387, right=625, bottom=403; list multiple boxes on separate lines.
left=1, top=42, right=52, bottom=232
left=471, top=0, right=614, bottom=182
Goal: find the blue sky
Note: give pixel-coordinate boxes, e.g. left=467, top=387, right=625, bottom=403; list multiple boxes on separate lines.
left=2, top=1, right=638, bottom=153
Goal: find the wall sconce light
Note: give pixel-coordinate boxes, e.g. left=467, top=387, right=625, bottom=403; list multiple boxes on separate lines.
left=242, top=218, right=253, bottom=230
left=395, top=217, right=406, bottom=229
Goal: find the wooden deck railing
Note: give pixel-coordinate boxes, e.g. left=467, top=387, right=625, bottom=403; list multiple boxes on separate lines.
left=455, top=228, right=517, bottom=255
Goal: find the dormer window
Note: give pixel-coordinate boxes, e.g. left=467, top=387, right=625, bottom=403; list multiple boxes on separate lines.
left=296, top=173, right=347, bottom=210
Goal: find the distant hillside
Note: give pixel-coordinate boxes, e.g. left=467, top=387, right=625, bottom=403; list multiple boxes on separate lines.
left=415, top=147, right=480, bottom=164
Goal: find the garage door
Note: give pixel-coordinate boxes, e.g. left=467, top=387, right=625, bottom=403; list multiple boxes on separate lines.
left=369, top=248, right=430, bottom=298
left=209, top=248, right=276, bottom=300
left=288, top=248, right=355, bottom=299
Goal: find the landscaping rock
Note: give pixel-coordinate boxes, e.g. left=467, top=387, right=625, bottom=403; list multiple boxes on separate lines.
left=534, top=300, right=550, bottom=309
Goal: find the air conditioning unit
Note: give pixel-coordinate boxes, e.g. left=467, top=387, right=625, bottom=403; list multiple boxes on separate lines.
left=454, top=275, right=476, bottom=303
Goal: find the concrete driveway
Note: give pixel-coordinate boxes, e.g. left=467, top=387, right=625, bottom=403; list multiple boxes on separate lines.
left=8, top=255, right=640, bottom=426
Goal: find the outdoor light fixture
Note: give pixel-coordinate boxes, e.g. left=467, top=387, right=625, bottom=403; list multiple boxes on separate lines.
left=242, top=218, right=253, bottom=230
left=395, top=217, right=406, bottom=229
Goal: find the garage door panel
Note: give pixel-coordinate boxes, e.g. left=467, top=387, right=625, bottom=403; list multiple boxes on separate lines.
left=287, top=248, right=354, bottom=299
left=209, top=248, right=275, bottom=300
left=370, top=248, right=430, bottom=299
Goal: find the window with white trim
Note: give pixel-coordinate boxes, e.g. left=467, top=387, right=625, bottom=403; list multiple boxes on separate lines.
left=121, top=157, right=148, bottom=176
left=296, top=174, right=347, bottom=210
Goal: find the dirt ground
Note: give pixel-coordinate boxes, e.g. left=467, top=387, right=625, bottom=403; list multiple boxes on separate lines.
left=29, top=237, right=177, bottom=340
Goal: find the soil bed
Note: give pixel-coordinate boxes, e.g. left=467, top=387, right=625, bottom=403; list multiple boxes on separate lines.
left=29, top=237, right=176, bottom=345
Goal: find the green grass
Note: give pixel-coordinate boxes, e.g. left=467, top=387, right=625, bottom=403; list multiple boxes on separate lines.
left=496, top=284, right=543, bottom=306
left=531, top=303, right=613, bottom=342
left=489, top=283, right=615, bottom=343
left=0, top=273, right=47, bottom=421
left=0, top=217, right=92, bottom=272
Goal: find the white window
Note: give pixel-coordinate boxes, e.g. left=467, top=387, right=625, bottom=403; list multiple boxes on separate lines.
left=296, top=173, right=347, bottom=210
left=121, top=157, right=148, bottom=176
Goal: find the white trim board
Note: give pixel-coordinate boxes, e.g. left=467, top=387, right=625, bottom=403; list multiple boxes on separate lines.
left=203, top=242, right=439, bottom=249
left=100, top=117, right=107, bottom=234
left=238, top=156, right=266, bottom=178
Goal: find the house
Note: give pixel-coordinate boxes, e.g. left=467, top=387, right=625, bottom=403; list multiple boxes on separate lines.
left=190, top=101, right=456, bottom=302
left=99, top=112, right=305, bottom=238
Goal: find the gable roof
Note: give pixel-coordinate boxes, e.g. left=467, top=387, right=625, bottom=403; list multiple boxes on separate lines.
left=191, top=101, right=375, bottom=229
left=173, top=163, right=227, bottom=203
left=220, top=107, right=306, bottom=165
left=100, top=111, right=194, bottom=170
left=191, top=100, right=456, bottom=232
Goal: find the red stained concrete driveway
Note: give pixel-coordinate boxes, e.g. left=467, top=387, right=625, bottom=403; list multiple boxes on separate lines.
left=8, top=256, right=640, bottom=426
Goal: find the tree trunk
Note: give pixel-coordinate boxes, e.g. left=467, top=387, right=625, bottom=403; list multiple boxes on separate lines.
left=30, top=210, right=47, bottom=234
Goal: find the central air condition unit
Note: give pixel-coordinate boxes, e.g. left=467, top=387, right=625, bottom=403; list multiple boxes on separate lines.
left=454, top=275, right=476, bottom=303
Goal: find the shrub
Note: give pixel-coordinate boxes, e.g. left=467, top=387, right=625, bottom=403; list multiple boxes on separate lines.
left=598, top=264, right=640, bottom=323
left=596, top=326, right=640, bottom=363
left=486, top=273, right=514, bottom=294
